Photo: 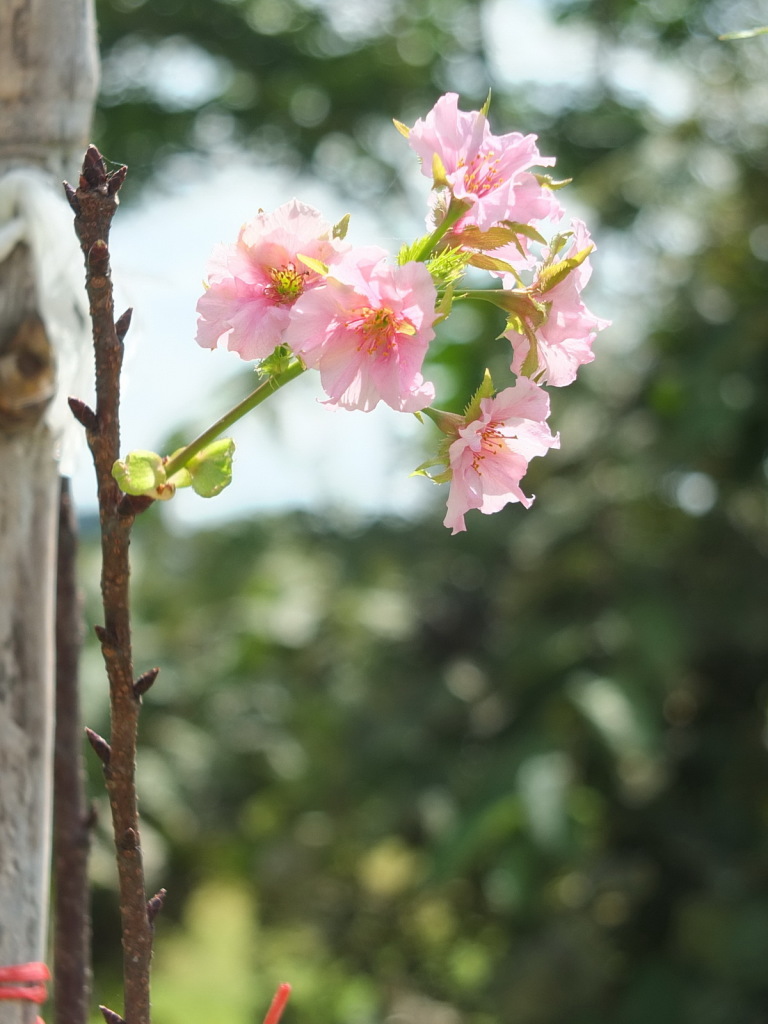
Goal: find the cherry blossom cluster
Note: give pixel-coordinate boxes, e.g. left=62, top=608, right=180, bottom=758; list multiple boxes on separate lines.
left=195, top=93, right=608, bottom=532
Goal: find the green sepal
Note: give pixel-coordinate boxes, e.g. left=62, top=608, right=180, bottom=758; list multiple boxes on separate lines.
left=432, top=152, right=449, bottom=189
left=297, top=253, right=329, bottom=276
left=332, top=214, right=350, bottom=240
left=187, top=438, right=235, bottom=497
left=479, top=89, right=492, bottom=118
left=422, top=406, right=464, bottom=437
left=426, top=247, right=471, bottom=289
left=392, top=118, right=410, bottom=138
left=533, top=172, right=573, bottom=191
left=112, top=450, right=167, bottom=497
left=258, top=344, right=294, bottom=379
left=411, top=462, right=453, bottom=485
left=462, top=369, right=496, bottom=424
left=519, top=334, right=541, bottom=378
left=398, top=236, right=431, bottom=265
left=435, top=283, right=456, bottom=322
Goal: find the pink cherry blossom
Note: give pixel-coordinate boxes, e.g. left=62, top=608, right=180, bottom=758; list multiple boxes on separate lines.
left=196, top=200, right=348, bottom=361
left=408, top=92, right=561, bottom=232
left=504, top=219, right=610, bottom=387
left=444, top=378, right=559, bottom=534
left=283, top=247, right=438, bottom=412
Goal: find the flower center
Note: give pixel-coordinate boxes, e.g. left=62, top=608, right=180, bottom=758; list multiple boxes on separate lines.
left=264, top=263, right=306, bottom=304
left=461, top=149, right=503, bottom=197
left=471, top=423, right=505, bottom=473
left=352, top=305, right=415, bottom=355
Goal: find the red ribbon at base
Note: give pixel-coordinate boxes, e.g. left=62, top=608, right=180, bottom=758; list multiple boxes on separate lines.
left=0, top=963, right=50, bottom=1023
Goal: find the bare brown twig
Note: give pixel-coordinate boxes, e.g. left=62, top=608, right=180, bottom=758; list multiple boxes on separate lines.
left=66, top=145, right=157, bottom=1024
left=53, top=477, right=92, bottom=1024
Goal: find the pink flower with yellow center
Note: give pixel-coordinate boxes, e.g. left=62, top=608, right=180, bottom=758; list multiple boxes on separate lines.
left=408, top=93, right=560, bottom=231
left=504, top=219, right=610, bottom=387
left=444, top=377, right=559, bottom=534
left=283, top=246, right=438, bottom=412
left=196, top=199, right=348, bottom=361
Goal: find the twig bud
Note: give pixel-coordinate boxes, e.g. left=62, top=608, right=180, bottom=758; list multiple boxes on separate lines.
left=81, top=145, right=107, bottom=190
left=85, top=727, right=111, bottom=767
left=107, top=165, right=128, bottom=196
left=93, top=624, right=109, bottom=645
left=68, top=397, right=98, bottom=432
left=134, top=667, right=160, bottom=699
left=62, top=181, right=81, bottom=215
left=115, top=308, right=133, bottom=342
left=88, top=239, right=110, bottom=276
left=119, top=827, right=138, bottom=851
left=99, top=1006, right=125, bottom=1024
left=147, top=888, right=167, bottom=925
left=117, top=493, right=155, bottom=519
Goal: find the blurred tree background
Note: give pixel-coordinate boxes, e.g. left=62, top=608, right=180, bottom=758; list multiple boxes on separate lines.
left=79, top=0, right=768, bottom=1021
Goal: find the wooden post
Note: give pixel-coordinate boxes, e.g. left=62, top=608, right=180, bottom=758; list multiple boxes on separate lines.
left=0, top=2, right=98, bottom=1022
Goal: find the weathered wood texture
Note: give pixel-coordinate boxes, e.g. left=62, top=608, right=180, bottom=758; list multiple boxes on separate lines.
left=0, top=0, right=98, bottom=175
left=0, top=1, right=98, bottom=1021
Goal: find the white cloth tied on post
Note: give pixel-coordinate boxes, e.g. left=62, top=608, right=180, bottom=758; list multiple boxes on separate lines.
left=0, top=167, right=92, bottom=474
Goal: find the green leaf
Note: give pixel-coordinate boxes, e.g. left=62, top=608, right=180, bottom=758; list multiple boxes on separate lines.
left=537, top=246, right=593, bottom=293
left=503, top=220, right=549, bottom=245
left=469, top=288, right=545, bottom=322
left=188, top=438, right=236, bottom=498
left=467, top=252, right=521, bottom=274
left=112, top=450, right=166, bottom=496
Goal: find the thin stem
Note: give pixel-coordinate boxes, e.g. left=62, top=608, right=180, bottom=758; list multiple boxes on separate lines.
left=68, top=147, right=153, bottom=1024
left=163, top=359, right=307, bottom=478
left=409, top=197, right=470, bottom=263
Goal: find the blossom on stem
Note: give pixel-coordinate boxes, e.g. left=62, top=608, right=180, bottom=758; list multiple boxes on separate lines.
left=504, top=219, right=609, bottom=386
left=444, top=377, right=559, bottom=534
left=196, top=200, right=348, bottom=361
left=407, top=92, right=560, bottom=232
left=283, top=246, right=438, bottom=412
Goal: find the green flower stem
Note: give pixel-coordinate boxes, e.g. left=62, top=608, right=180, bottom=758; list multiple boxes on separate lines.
left=410, top=198, right=471, bottom=263
left=163, top=359, right=307, bottom=478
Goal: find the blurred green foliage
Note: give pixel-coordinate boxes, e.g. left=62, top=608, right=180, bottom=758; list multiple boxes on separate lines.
left=82, top=0, right=768, bottom=1021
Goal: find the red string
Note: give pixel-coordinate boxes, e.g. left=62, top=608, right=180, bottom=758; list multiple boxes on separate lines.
left=0, top=963, right=49, bottom=1023
left=262, top=983, right=291, bottom=1024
